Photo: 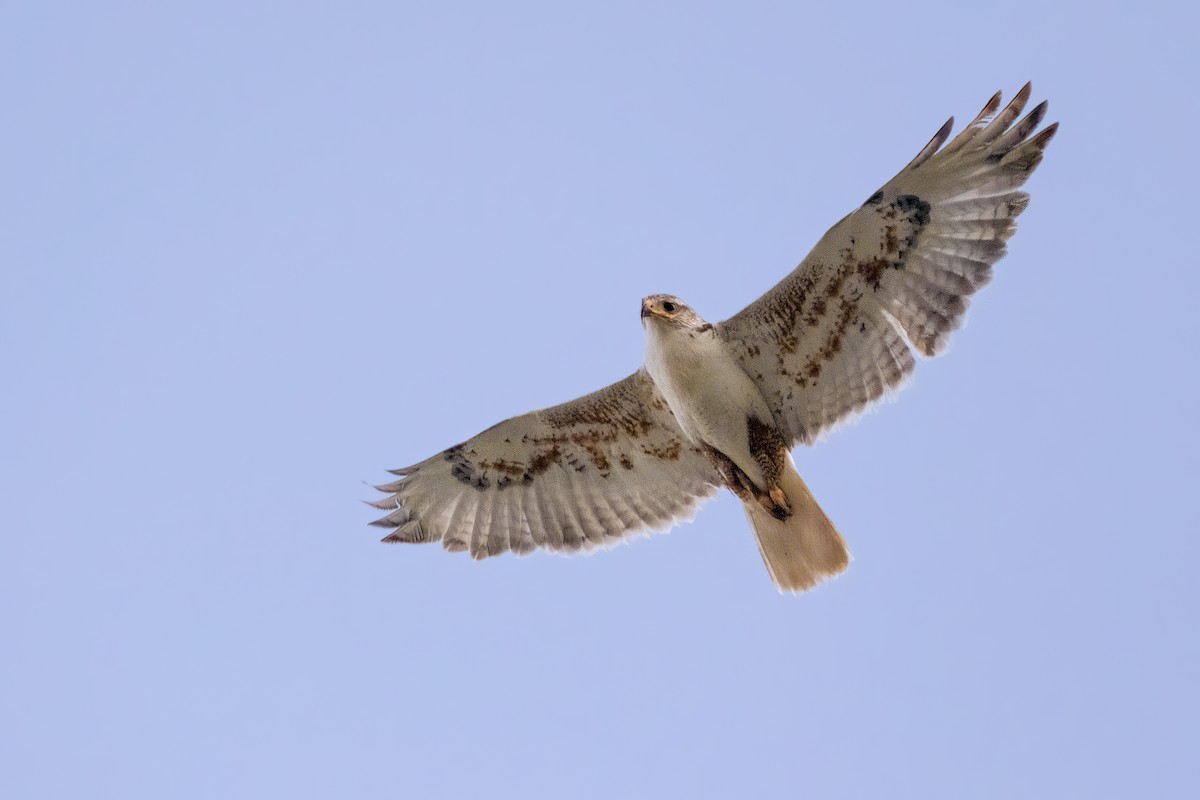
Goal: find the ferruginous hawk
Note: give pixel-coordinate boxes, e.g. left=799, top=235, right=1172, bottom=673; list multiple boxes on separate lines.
left=370, top=84, right=1057, bottom=592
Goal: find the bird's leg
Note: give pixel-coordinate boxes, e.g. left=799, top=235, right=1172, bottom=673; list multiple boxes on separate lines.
left=701, top=444, right=755, bottom=504
left=746, top=417, right=793, bottom=521
left=768, top=484, right=791, bottom=515
left=756, top=486, right=791, bottom=521
left=701, top=442, right=793, bottom=521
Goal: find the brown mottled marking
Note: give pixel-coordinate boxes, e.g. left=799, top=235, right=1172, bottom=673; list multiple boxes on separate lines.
left=744, top=417, right=792, bottom=522
left=745, top=415, right=788, bottom=496
left=576, top=440, right=610, bottom=470
left=895, top=194, right=931, bottom=225
left=619, top=453, right=634, bottom=470
left=884, top=225, right=899, bottom=255
left=544, top=381, right=655, bottom=438
left=804, top=296, right=827, bottom=327
left=444, top=443, right=486, bottom=489
left=699, top=443, right=754, bottom=503
left=527, top=446, right=561, bottom=476
left=823, top=263, right=847, bottom=299
left=563, top=427, right=622, bottom=471
left=700, top=418, right=791, bottom=522
left=450, top=462, right=474, bottom=485
left=479, top=458, right=525, bottom=476
left=856, top=257, right=890, bottom=291
left=759, top=265, right=820, bottom=341
left=641, top=438, right=682, bottom=461
left=818, top=297, right=859, bottom=362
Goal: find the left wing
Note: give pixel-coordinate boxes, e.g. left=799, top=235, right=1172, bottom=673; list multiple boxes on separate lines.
left=717, top=83, right=1057, bottom=445
left=370, top=369, right=721, bottom=558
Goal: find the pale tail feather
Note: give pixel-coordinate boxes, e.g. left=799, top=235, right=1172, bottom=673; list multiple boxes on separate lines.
left=744, top=454, right=850, bottom=593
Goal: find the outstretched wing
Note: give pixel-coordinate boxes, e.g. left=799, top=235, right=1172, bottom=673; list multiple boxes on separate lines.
left=370, top=369, right=721, bottom=558
left=717, top=83, right=1057, bottom=445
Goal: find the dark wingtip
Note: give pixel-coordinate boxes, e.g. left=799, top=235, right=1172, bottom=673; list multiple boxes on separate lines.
left=364, top=496, right=400, bottom=510
left=980, top=90, right=1003, bottom=118
left=1025, top=100, right=1049, bottom=131
left=905, top=116, right=955, bottom=171
left=1032, top=121, right=1059, bottom=149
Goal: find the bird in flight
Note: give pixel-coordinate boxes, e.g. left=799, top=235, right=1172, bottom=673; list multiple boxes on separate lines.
left=370, top=84, right=1057, bottom=592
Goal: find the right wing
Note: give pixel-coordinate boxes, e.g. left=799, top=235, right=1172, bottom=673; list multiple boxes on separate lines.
left=717, top=84, right=1057, bottom=445
left=370, top=369, right=721, bottom=558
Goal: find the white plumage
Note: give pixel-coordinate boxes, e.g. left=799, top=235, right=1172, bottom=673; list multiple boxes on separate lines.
left=371, top=84, right=1057, bottom=592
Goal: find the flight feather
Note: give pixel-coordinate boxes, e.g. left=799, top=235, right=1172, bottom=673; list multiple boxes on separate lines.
left=717, top=82, right=1056, bottom=445
left=370, top=370, right=720, bottom=558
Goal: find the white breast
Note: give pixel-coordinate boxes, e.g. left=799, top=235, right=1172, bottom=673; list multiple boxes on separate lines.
left=643, top=322, right=775, bottom=487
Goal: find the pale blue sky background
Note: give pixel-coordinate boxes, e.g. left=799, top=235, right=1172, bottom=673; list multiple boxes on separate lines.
left=3, top=1, right=1197, bottom=798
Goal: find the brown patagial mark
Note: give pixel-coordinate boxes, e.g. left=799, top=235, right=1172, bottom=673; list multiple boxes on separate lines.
left=543, top=382, right=656, bottom=438
left=482, top=393, right=662, bottom=487
left=755, top=265, right=820, bottom=346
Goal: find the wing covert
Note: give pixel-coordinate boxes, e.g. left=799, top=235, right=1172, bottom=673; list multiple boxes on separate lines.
left=717, top=83, right=1057, bottom=445
left=370, top=369, right=721, bottom=558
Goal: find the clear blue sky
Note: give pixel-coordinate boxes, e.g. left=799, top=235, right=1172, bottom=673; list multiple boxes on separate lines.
left=3, top=2, right=1196, bottom=798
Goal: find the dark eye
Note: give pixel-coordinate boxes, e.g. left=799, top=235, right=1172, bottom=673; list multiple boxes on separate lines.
left=662, top=301, right=677, bottom=313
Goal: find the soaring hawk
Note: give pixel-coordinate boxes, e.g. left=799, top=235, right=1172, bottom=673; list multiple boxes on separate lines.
left=370, top=84, right=1057, bottom=592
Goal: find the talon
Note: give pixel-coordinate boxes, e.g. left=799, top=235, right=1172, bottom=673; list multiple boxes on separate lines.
left=758, top=486, right=791, bottom=521
left=769, top=485, right=791, bottom=515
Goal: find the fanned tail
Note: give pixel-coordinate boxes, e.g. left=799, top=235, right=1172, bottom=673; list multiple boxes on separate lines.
left=744, top=453, right=850, bottom=593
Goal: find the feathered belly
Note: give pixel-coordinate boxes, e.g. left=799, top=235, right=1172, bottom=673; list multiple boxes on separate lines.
left=644, top=331, right=776, bottom=488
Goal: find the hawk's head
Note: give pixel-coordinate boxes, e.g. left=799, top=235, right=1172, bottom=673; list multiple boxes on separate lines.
left=641, top=294, right=705, bottom=329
